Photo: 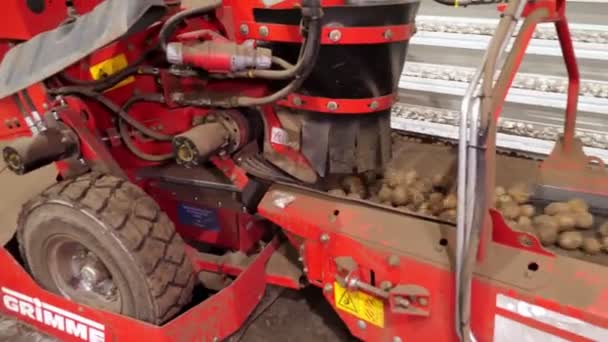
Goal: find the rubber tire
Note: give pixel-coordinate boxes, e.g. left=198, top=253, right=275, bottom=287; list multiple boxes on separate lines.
left=17, top=173, right=195, bottom=325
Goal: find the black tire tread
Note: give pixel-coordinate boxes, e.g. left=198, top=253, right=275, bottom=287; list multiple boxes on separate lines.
left=17, top=173, right=195, bottom=324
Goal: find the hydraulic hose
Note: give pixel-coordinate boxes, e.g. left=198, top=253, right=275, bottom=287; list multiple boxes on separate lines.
left=119, top=94, right=174, bottom=162
left=49, top=87, right=173, bottom=142
left=159, top=0, right=223, bottom=52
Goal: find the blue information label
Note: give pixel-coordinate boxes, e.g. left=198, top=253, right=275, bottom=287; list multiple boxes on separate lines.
left=177, top=203, right=221, bottom=231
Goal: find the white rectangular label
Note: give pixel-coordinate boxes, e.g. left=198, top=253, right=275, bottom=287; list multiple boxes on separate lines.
left=497, top=294, right=608, bottom=342
left=494, top=315, right=568, bottom=342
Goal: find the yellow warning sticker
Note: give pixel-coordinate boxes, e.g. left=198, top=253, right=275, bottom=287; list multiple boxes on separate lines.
left=89, top=54, right=135, bottom=91
left=334, top=281, right=385, bottom=328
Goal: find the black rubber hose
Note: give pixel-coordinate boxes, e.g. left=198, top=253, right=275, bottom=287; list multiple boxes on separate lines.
left=48, top=87, right=173, bottom=141
left=158, top=0, right=223, bottom=52
left=119, top=94, right=174, bottom=162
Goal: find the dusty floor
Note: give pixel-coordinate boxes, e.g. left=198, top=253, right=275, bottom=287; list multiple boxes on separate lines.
left=0, top=145, right=353, bottom=342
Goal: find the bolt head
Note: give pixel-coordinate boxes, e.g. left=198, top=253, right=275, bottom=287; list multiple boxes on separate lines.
left=320, top=233, right=330, bottom=243
left=292, top=96, right=303, bottom=106
left=329, top=29, right=342, bottom=42
left=326, top=101, right=339, bottom=111
left=239, top=24, right=250, bottom=36
left=418, top=297, right=429, bottom=307
left=384, top=29, right=394, bottom=40
left=369, top=101, right=379, bottom=110
left=259, top=25, right=269, bottom=38
left=393, top=337, right=403, bottom=342
left=303, top=267, right=309, bottom=273
left=388, top=255, right=400, bottom=267
left=357, top=320, right=367, bottom=330
left=323, top=283, right=333, bottom=293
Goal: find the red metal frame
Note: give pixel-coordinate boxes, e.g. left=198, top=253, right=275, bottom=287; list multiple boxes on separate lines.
left=278, top=93, right=397, bottom=114
left=0, top=237, right=279, bottom=342
left=1, top=1, right=607, bottom=342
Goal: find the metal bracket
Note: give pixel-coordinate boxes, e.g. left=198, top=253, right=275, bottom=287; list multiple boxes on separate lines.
left=389, top=284, right=431, bottom=317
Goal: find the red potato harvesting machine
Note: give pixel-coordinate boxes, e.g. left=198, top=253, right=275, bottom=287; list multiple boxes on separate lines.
left=0, top=0, right=607, bottom=341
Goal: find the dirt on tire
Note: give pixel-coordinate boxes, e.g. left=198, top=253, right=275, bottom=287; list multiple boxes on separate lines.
left=17, top=173, right=195, bottom=324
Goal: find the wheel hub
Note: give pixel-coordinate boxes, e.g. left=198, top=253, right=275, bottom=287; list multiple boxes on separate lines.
left=47, top=237, right=121, bottom=310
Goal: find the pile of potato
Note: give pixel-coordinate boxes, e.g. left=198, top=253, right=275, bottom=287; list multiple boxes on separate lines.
left=495, top=183, right=608, bottom=254
left=328, top=172, right=608, bottom=255
left=328, top=167, right=459, bottom=222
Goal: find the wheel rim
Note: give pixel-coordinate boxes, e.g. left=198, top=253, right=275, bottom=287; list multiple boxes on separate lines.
left=45, top=235, right=122, bottom=313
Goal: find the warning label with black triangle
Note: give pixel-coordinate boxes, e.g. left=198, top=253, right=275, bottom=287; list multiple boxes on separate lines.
left=338, top=289, right=358, bottom=314
left=333, top=281, right=385, bottom=328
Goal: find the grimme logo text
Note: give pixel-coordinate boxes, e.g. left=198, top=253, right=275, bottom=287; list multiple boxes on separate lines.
left=1, top=287, right=105, bottom=342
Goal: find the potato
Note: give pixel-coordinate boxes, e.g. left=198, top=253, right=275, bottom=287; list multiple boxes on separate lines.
left=567, top=198, right=589, bottom=213
left=383, top=168, right=404, bottom=188
left=533, top=215, right=557, bottom=227
left=341, top=176, right=364, bottom=193
left=497, top=194, right=513, bottom=208
left=544, top=202, right=570, bottom=216
left=602, top=236, right=608, bottom=253
left=417, top=202, right=431, bottom=215
left=599, top=221, right=608, bottom=237
left=582, top=237, right=603, bottom=255
left=408, top=190, right=426, bottom=207
left=404, top=170, right=418, bottom=186
left=443, top=193, right=457, bottom=210
left=518, top=216, right=532, bottom=227
left=439, top=209, right=457, bottom=222
left=555, top=214, right=576, bottom=231
left=412, top=179, right=433, bottom=194
left=428, top=192, right=444, bottom=204
left=432, top=174, right=449, bottom=188
left=505, top=220, right=518, bottom=228
left=495, top=186, right=506, bottom=197
left=347, top=193, right=362, bottom=200
left=378, top=185, right=393, bottom=202
left=391, top=186, right=409, bottom=206
left=507, top=183, right=531, bottom=204
left=519, top=205, right=536, bottom=218
left=536, top=225, right=559, bottom=246
left=500, top=203, right=521, bottom=220
left=328, top=189, right=346, bottom=196
left=574, top=212, right=594, bottom=230
left=558, top=231, right=584, bottom=250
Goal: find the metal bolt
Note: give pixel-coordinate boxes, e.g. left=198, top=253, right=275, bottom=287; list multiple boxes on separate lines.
left=379, top=280, right=393, bottom=291
left=357, top=320, right=367, bottom=330
left=369, top=101, right=379, bottom=110
left=418, top=297, right=429, bottom=307
left=329, top=29, right=342, bottom=42
left=292, top=96, right=303, bottom=106
left=395, top=297, right=410, bottom=308
left=303, top=267, right=309, bottom=273
left=323, top=283, right=333, bottom=293
left=259, top=25, right=269, bottom=38
left=326, top=101, right=339, bottom=111
left=384, top=29, right=394, bottom=40
left=388, top=255, right=400, bottom=267
left=239, top=24, right=250, bottom=36
left=320, top=233, right=330, bottom=243
left=212, top=337, right=219, bottom=342
left=393, top=337, right=403, bottom=342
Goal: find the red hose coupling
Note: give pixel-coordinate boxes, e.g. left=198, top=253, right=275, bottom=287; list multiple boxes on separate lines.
left=166, top=41, right=272, bottom=73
